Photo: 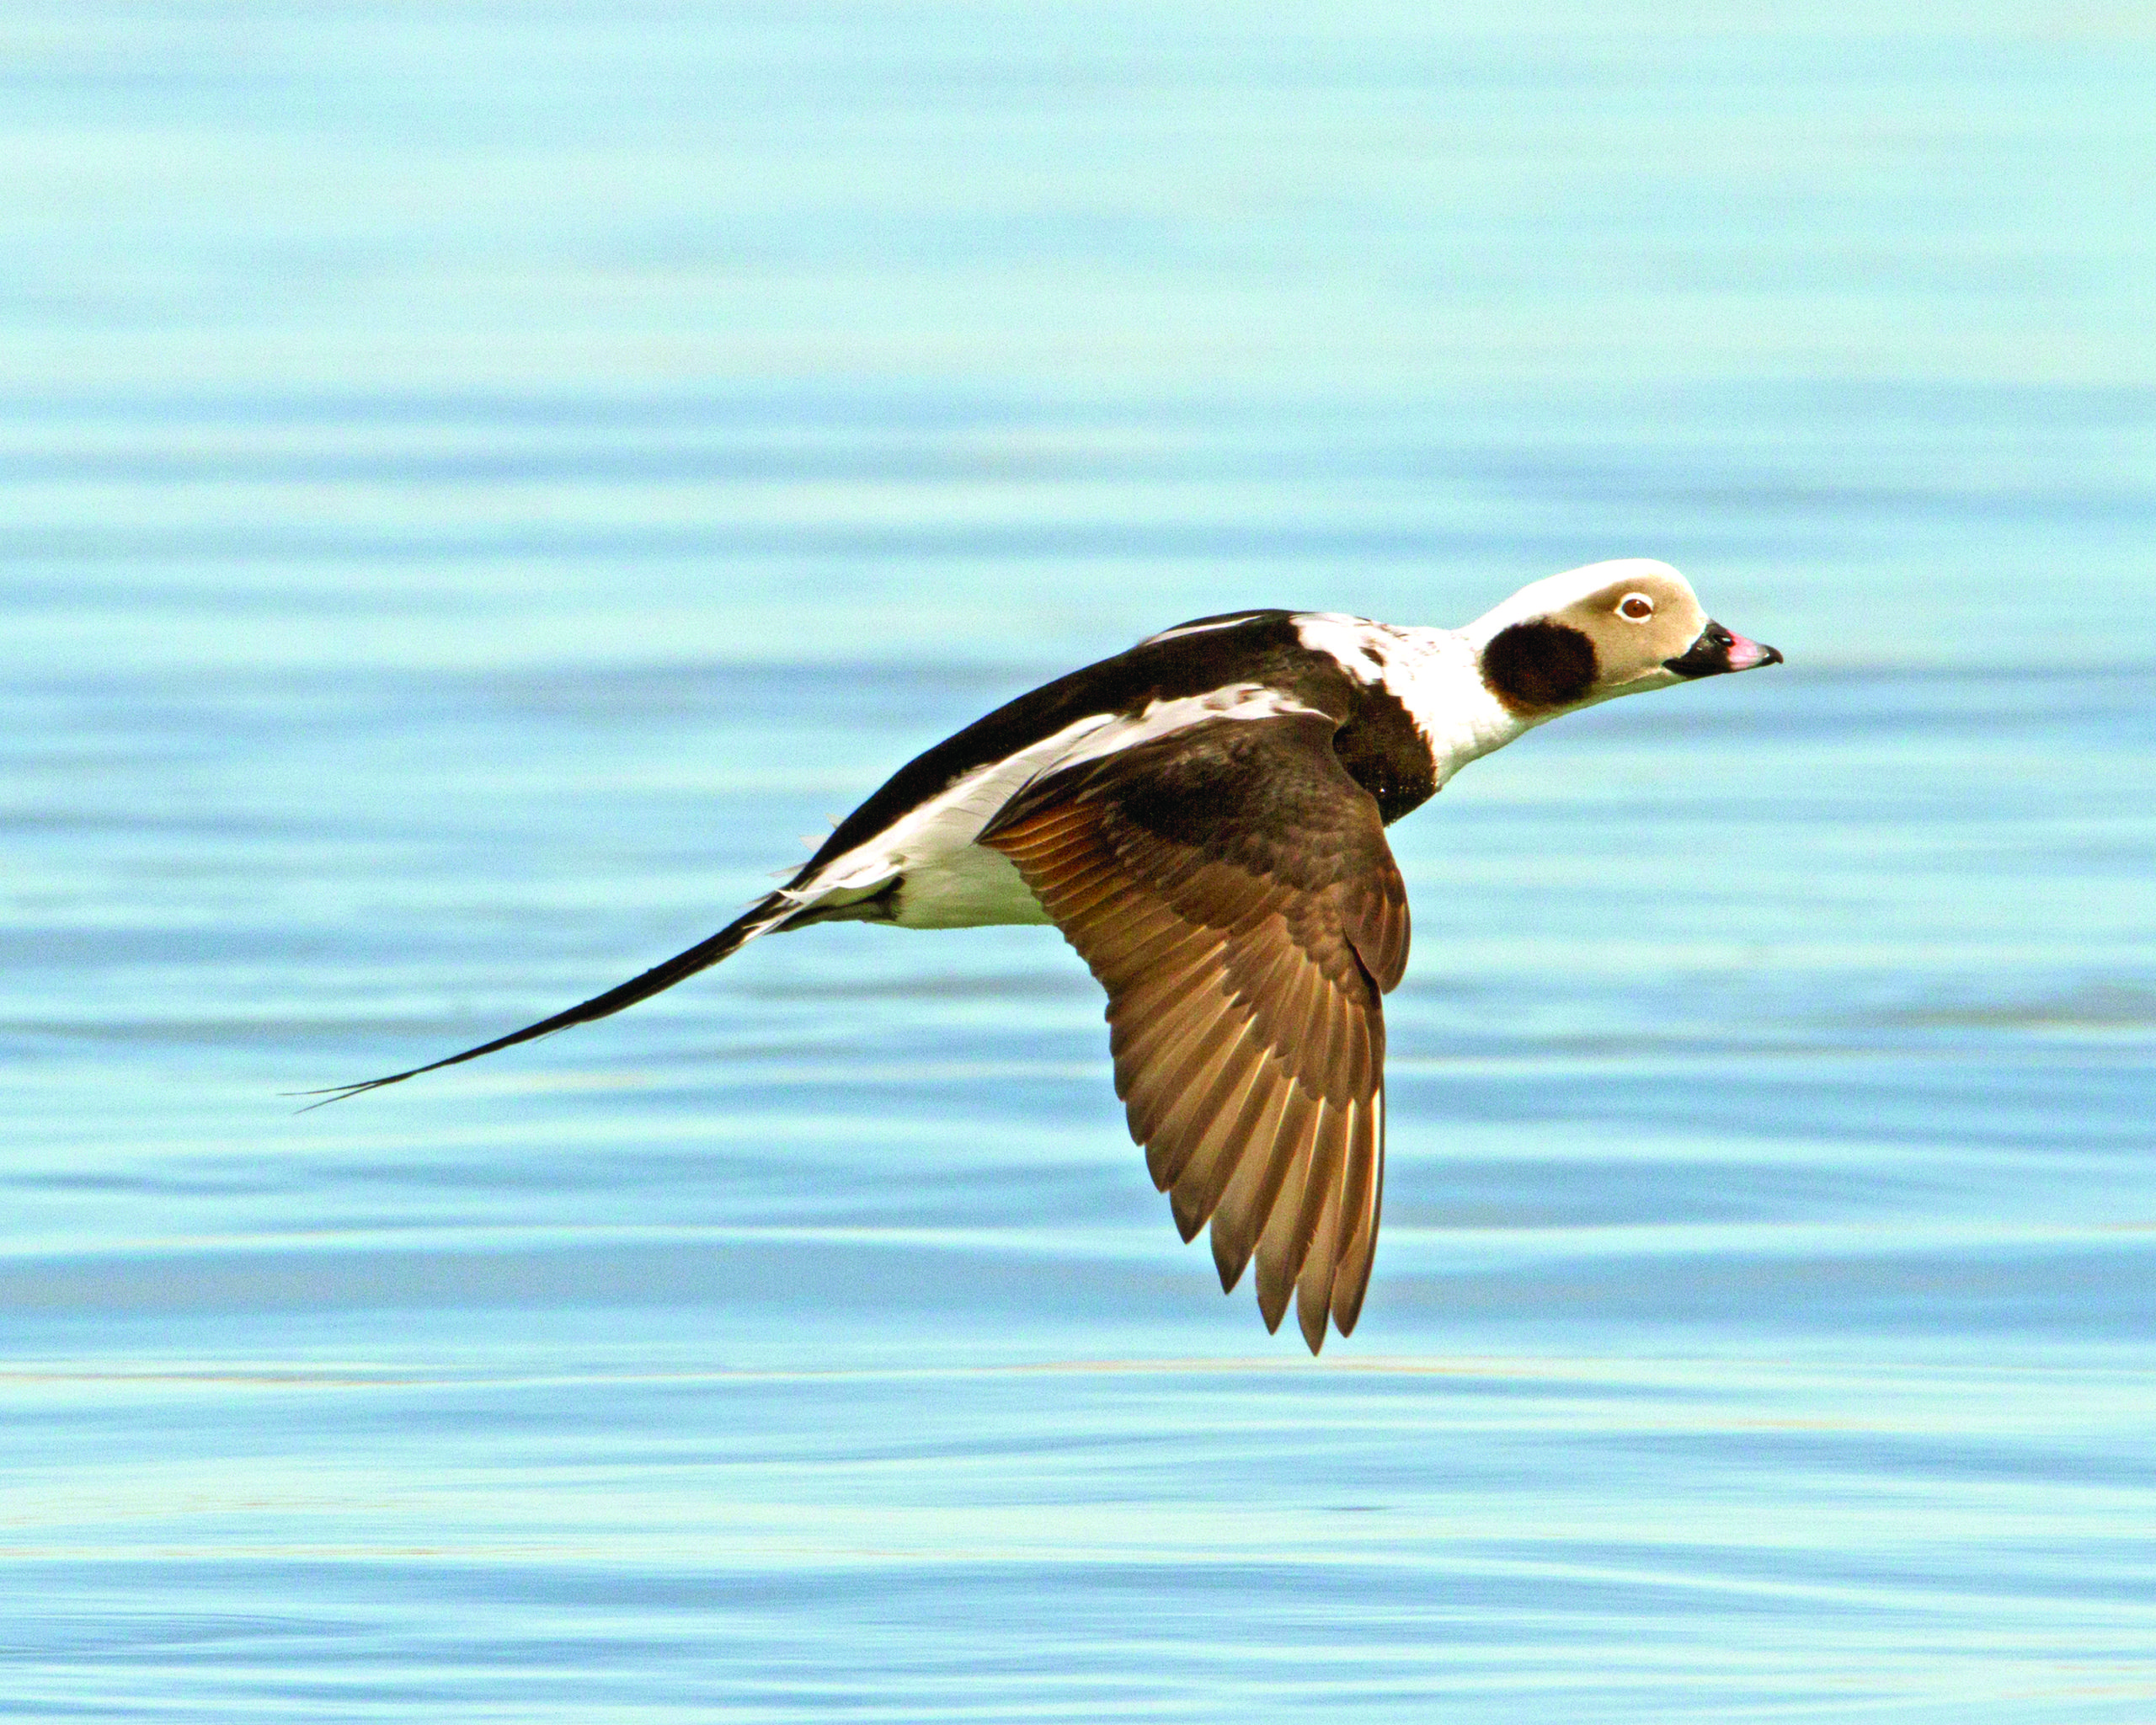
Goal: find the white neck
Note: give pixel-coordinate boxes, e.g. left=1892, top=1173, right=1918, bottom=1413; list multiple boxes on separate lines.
left=1386, top=627, right=1542, bottom=787
left=1293, top=614, right=1540, bottom=789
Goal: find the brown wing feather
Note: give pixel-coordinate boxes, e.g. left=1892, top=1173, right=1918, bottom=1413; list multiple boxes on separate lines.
left=985, top=712, right=1409, bottom=1352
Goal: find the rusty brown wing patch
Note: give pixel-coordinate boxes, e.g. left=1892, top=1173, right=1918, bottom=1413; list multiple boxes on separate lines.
left=984, top=712, right=1408, bottom=1352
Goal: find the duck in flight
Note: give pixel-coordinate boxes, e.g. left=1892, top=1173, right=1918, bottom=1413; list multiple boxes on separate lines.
left=310, top=558, right=1781, bottom=1351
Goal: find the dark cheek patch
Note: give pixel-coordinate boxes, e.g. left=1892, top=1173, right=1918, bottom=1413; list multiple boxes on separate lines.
left=1480, top=620, right=1598, bottom=713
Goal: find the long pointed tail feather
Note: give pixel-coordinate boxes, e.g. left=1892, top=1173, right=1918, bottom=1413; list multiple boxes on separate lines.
left=293, top=892, right=793, bottom=1110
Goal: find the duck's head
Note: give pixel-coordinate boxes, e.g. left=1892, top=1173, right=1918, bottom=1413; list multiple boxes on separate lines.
left=1468, top=558, right=1782, bottom=716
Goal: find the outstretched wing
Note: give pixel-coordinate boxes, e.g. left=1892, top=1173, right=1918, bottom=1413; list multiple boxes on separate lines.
left=985, top=708, right=1409, bottom=1352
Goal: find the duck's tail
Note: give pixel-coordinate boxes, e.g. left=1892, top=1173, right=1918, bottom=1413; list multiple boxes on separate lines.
left=292, top=890, right=796, bottom=1110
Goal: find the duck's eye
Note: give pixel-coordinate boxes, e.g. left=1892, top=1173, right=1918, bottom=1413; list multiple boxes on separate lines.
left=1617, top=593, right=1655, bottom=621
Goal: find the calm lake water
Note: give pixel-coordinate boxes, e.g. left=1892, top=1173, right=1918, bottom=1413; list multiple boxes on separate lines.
left=3, top=3, right=2153, bottom=1718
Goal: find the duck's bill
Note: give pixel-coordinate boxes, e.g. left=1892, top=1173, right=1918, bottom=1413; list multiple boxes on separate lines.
left=1664, top=620, right=1784, bottom=678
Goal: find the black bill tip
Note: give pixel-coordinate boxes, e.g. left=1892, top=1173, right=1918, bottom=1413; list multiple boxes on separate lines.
left=1665, top=620, right=1782, bottom=679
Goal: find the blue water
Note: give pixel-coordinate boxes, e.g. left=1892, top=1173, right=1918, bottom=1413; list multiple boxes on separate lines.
left=4, top=4, right=2153, bottom=1718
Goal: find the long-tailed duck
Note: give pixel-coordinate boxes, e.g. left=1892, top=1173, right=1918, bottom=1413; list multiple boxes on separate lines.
left=310, top=558, right=1780, bottom=1350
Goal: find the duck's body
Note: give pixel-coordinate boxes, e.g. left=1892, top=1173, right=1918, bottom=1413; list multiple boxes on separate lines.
left=315, top=558, right=1781, bottom=1351
left=783, top=608, right=1496, bottom=935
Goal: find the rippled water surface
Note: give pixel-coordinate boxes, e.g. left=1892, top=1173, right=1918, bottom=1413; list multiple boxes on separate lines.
left=4, top=4, right=2153, bottom=1718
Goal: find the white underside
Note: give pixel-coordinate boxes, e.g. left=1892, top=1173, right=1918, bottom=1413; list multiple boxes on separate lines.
left=776, top=683, right=1319, bottom=932
left=889, top=843, right=1054, bottom=928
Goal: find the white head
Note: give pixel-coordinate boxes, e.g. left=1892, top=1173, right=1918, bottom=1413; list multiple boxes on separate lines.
left=1465, top=558, right=1780, bottom=716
